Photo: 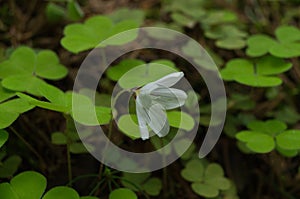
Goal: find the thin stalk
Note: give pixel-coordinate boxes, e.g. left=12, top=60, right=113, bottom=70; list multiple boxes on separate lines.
left=66, top=174, right=99, bottom=186
left=9, top=127, right=45, bottom=166
left=64, top=115, right=73, bottom=185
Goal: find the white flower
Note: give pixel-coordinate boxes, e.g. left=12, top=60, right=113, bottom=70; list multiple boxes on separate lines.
left=135, top=72, right=187, bottom=140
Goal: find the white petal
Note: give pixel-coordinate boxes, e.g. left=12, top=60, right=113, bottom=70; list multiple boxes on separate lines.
left=150, top=87, right=187, bottom=109
left=148, top=103, right=170, bottom=137
left=136, top=97, right=150, bottom=140
left=152, top=72, right=184, bottom=87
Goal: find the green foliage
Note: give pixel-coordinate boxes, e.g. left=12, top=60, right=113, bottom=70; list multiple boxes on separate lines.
left=107, top=59, right=178, bottom=88
left=61, top=15, right=141, bottom=53
left=221, top=55, right=292, bottom=87
left=0, top=130, right=8, bottom=148
left=0, top=98, right=34, bottom=129
left=246, top=25, right=300, bottom=58
left=236, top=120, right=300, bottom=155
left=117, top=111, right=194, bottom=139
left=109, top=188, right=137, bottom=199
left=0, top=171, right=97, bottom=199
left=121, top=172, right=162, bottom=196
left=164, top=0, right=247, bottom=49
left=0, top=149, right=22, bottom=178
left=46, top=0, right=84, bottom=22
left=181, top=159, right=232, bottom=198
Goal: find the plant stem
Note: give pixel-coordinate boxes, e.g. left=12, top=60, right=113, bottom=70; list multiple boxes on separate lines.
left=64, top=115, right=73, bottom=185
left=9, top=126, right=46, bottom=167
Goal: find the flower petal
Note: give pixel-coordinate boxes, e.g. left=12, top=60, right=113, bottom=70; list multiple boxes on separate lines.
left=148, top=103, right=170, bottom=137
left=152, top=72, right=184, bottom=87
left=151, top=87, right=187, bottom=109
left=136, top=96, right=150, bottom=140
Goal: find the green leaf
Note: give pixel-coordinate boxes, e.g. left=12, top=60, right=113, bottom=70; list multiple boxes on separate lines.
left=67, top=1, right=84, bottom=21
left=221, top=59, right=253, bottom=81
left=276, top=145, right=298, bottom=157
left=61, top=16, right=139, bottom=53
left=17, top=92, right=69, bottom=113
left=71, top=92, right=111, bottom=125
left=216, top=37, right=246, bottom=50
left=205, top=176, right=231, bottom=190
left=276, top=130, right=300, bottom=150
left=109, top=188, right=137, bottom=199
left=36, top=50, right=68, bottom=80
left=51, top=132, right=67, bottom=145
left=274, top=106, right=300, bottom=124
left=181, top=159, right=204, bottom=182
left=167, top=111, right=195, bottom=131
left=191, top=183, right=219, bottom=198
left=117, top=114, right=140, bottom=139
left=117, top=61, right=178, bottom=89
left=0, top=155, right=22, bottom=178
left=0, top=83, right=15, bottom=103
left=275, top=25, right=300, bottom=43
left=43, top=186, right=80, bottom=199
left=11, top=171, right=47, bottom=199
left=0, top=47, right=35, bottom=78
left=0, top=129, right=9, bottom=148
left=0, top=183, right=18, bottom=199
left=109, top=8, right=144, bottom=24
left=171, top=13, right=195, bottom=28
left=0, top=98, right=34, bottom=129
left=236, top=131, right=275, bottom=153
left=235, top=75, right=282, bottom=87
left=2, top=75, right=46, bottom=96
left=0, top=110, right=18, bottom=129
left=70, top=143, right=93, bottom=154
left=256, top=55, right=292, bottom=75
left=106, top=59, right=145, bottom=81
left=143, top=177, right=162, bottom=196
left=39, top=83, right=66, bottom=105
left=269, top=42, right=300, bottom=58
left=0, top=98, right=34, bottom=113
left=0, top=47, right=67, bottom=80
left=46, top=3, right=65, bottom=23
left=204, top=163, right=224, bottom=178
left=247, top=120, right=287, bottom=135
left=246, top=34, right=277, bottom=57
left=220, top=56, right=291, bottom=87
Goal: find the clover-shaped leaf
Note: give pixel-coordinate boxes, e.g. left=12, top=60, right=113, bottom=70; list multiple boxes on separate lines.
left=0, top=171, right=47, bottom=199
left=109, top=188, right=137, bottom=199
left=121, top=172, right=162, bottom=196
left=0, top=171, right=98, bottom=199
left=246, top=25, right=300, bottom=58
left=109, top=8, right=145, bottom=24
left=205, top=25, right=247, bottom=50
left=0, top=83, right=15, bottom=103
left=43, top=187, right=80, bottom=199
left=246, top=35, right=277, bottom=57
left=61, top=16, right=139, bottom=53
left=107, top=59, right=178, bottom=88
left=17, top=86, right=111, bottom=126
left=0, top=98, right=34, bottom=129
left=236, top=119, right=300, bottom=155
left=236, top=131, right=275, bottom=153
left=117, top=111, right=194, bottom=139
left=0, top=129, right=8, bottom=148
left=0, top=155, right=22, bottom=178
left=0, top=47, right=67, bottom=80
left=276, top=130, right=300, bottom=150
left=181, top=160, right=231, bottom=198
left=221, top=56, right=292, bottom=87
